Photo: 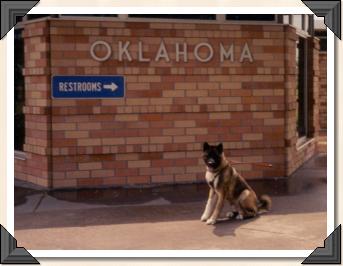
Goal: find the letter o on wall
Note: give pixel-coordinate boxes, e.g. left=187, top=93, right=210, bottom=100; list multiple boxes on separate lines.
left=90, top=40, right=112, bottom=62
left=194, top=43, right=214, bottom=62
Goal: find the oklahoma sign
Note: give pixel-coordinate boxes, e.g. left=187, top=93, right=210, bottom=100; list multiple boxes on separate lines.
left=90, top=40, right=254, bottom=63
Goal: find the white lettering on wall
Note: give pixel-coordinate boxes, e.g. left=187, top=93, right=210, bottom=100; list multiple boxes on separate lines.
left=90, top=40, right=254, bottom=63
left=155, top=41, right=170, bottom=62
left=118, top=41, right=132, bottom=61
left=240, top=42, right=254, bottom=63
left=138, top=41, right=150, bottom=62
left=194, top=43, right=214, bottom=63
left=175, top=43, right=188, bottom=62
left=90, top=40, right=112, bottom=62
left=220, top=43, right=234, bottom=62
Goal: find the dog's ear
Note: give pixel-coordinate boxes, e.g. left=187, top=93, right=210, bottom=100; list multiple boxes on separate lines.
left=203, top=142, right=210, bottom=152
left=217, top=143, right=223, bottom=154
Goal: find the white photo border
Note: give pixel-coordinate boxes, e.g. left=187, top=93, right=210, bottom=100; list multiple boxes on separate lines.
left=7, top=5, right=335, bottom=258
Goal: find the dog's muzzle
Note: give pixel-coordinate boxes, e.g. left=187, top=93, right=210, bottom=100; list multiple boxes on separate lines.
left=207, top=158, right=216, bottom=167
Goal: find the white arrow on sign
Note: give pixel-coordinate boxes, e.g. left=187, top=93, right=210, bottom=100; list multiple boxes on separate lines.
left=103, top=82, right=118, bottom=92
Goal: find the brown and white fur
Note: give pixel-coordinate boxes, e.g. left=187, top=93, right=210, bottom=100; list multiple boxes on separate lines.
left=201, top=142, right=271, bottom=225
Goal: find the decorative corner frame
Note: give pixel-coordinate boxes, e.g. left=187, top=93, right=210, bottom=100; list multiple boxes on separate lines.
left=0, top=224, right=39, bottom=264
left=1, top=0, right=342, bottom=262
left=302, top=225, right=341, bottom=264
left=300, top=2, right=341, bottom=260
left=302, top=0, right=341, bottom=39
left=0, top=0, right=40, bottom=39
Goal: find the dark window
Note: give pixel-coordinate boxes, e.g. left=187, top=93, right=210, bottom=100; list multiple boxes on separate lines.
left=226, top=14, right=275, bottom=21
left=14, top=14, right=25, bottom=23
left=315, top=30, right=327, bottom=51
left=26, top=14, right=52, bottom=20
left=296, top=37, right=308, bottom=138
left=14, top=29, right=25, bottom=151
left=25, top=14, right=119, bottom=20
left=129, top=14, right=216, bottom=20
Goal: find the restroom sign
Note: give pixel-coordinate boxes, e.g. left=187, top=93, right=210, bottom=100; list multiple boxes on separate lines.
left=52, top=76, right=125, bottom=99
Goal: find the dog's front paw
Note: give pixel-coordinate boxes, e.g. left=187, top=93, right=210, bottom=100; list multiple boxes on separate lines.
left=200, top=214, right=209, bottom=222
left=226, top=211, right=238, bottom=219
left=236, top=214, right=244, bottom=220
left=206, top=218, right=217, bottom=225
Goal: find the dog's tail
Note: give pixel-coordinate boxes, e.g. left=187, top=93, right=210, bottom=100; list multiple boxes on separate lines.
left=258, top=194, right=272, bottom=214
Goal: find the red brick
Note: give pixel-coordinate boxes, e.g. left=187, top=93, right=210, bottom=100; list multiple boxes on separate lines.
left=139, top=167, right=162, bottom=175
left=91, top=169, right=115, bottom=178
left=128, top=160, right=151, bottom=168
left=162, top=128, right=185, bottom=136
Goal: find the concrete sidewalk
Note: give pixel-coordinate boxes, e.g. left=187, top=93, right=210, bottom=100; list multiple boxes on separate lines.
left=14, top=154, right=327, bottom=250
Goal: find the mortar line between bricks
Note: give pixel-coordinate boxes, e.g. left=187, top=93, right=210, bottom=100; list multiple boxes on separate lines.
left=32, top=193, right=46, bottom=213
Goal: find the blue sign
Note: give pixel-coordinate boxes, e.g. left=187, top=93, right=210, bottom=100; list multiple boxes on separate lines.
left=52, top=76, right=125, bottom=99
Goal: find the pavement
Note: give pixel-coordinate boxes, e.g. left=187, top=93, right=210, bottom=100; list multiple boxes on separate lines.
left=14, top=154, right=327, bottom=250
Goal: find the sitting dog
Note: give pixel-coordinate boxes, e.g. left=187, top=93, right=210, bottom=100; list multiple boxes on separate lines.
left=201, top=142, right=271, bottom=225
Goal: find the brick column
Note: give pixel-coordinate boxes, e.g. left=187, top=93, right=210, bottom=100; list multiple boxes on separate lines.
left=284, top=26, right=298, bottom=175
left=307, top=37, right=320, bottom=138
left=21, top=20, right=52, bottom=188
left=284, top=31, right=321, bottom=176
left=318, top=52, right=327, bottom=132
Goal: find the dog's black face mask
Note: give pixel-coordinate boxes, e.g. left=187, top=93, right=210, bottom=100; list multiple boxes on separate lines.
left=203, top=142, right=223, bottom=170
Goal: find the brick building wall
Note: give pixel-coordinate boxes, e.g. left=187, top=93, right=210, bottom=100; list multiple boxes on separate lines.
left=319, top=52, right=327, bottom=132
left=284, top=33, right=320, bottom=175
left=15, top=22, right=52, bottom=188
left=14, top=18, right=320, bottom=189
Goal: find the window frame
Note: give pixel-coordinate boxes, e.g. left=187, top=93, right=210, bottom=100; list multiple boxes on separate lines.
left=281, top=14, right=313, bottom=38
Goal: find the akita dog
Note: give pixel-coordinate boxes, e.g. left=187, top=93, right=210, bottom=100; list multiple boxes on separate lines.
left=201, top=142, right=271, bottom=225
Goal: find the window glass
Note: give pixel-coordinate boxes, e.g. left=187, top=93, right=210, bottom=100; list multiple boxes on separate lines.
left=15, top=14, right=25, bottom=23
left=26, top=14, right=52, bottom=20
left=14, top=29, right=25, bottom=151
left=296, top=37, right=308, bottom=137
left=225, top=14, right=275, bottom=21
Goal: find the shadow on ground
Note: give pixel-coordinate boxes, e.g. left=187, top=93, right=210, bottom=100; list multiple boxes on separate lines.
left=15, top=154, right=327, bottom=231
left=212, top=216, right=260, bottom=237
